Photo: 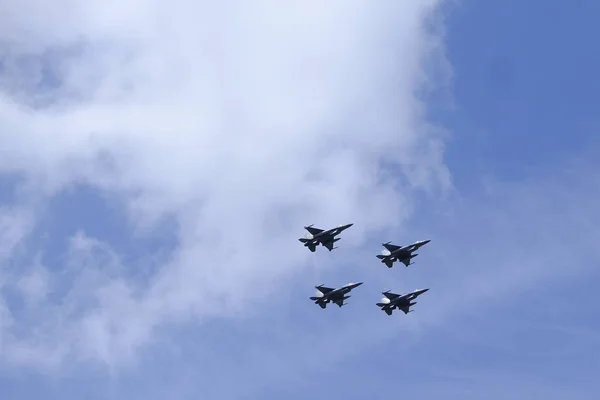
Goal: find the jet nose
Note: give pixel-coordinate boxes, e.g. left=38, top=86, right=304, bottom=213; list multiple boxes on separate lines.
left=354, top=282, right=363, bottom=287
left=421, top=288, right=430, bottom=293
left=344, top=223, right=354, bottom=229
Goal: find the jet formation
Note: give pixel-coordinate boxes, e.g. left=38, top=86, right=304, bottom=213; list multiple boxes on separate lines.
left=299, top=224, right=431, bottom=316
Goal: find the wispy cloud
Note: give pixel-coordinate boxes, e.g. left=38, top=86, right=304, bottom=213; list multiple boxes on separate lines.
left=0, top=0, right=451, bottom=376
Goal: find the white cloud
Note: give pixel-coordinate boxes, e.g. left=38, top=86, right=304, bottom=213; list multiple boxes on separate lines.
left=0, top=0, right=451, bottom=370
left=16, top=260, right=49, bottom=306
left=0, top=205, right=35, bottom=262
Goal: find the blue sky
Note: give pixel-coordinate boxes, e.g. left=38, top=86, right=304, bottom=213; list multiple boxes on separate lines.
left=1, top=1, right=599, bottom=399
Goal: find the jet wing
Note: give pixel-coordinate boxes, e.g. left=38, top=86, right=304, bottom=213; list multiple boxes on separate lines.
left=382, top=291, right=401, bottom=300
left=399, top=305, right=412, bottom=314
left=305, top=226, right=324, bottom=236
left=322, top=240, right=335, bottom=251
left=383, top=243, right=402, bottom=252
left=316, top=286, right=335, bottom=294
left=401, top=258, right=412, bottom=267
left=332, top=298, right=345, bottom=307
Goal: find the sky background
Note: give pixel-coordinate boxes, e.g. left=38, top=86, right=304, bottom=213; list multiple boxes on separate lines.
left=1, top=0, right=599, bottom=399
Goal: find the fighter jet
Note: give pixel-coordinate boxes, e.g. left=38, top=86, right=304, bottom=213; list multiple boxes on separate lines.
left=309, top=282, right=363, bottom=308
left=298, top=223, right=354, bottom=252
left=376, top=288, right=429, bottom=315
left=376, top=239, right=431, bottom=268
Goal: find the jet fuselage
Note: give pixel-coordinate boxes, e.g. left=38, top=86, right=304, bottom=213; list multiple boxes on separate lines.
left=377, top=288, right=429, bottom=315
left=299, top=223, right=354, bottom=252
left=310, top=282, right=363, bottom=308
left=378, top=239, right=430, bottom=266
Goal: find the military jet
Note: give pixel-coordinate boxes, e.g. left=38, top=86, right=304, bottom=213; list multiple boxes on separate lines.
left=376, top=288, right=429, bottom=315
left=309, top=282, right=363, bottom=308
left=298, top=223, right=354, bottom=252
left=376, top=239, right=431, bottom=268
